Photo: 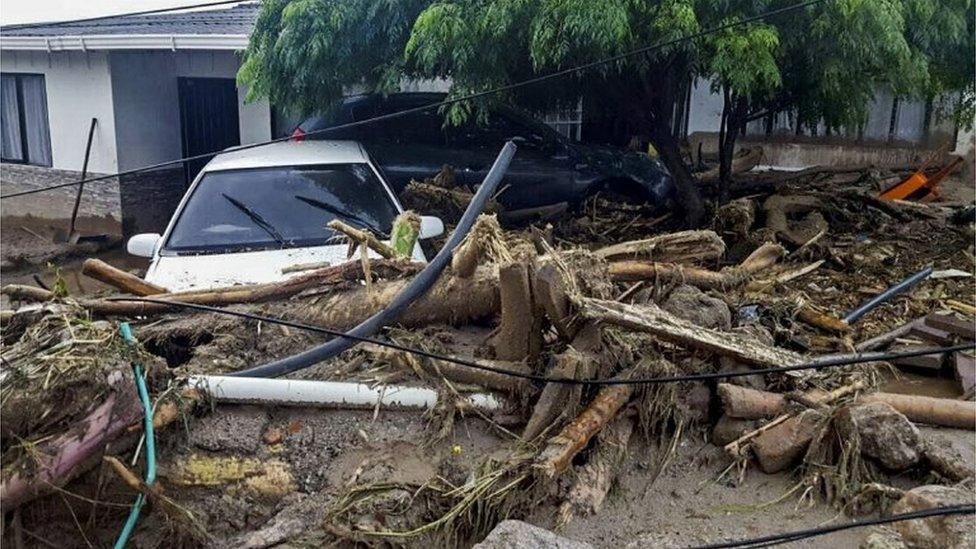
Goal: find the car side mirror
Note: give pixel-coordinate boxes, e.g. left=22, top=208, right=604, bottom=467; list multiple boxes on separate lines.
left=418, top=216, right=445, bottom=239
left=127, top=233, right=161, bottom=257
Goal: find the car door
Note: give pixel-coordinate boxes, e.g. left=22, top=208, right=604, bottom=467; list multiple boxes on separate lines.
left=358, top=101, right=473, bottom=194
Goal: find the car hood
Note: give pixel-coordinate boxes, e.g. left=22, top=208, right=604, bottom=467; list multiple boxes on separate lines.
left=146, top=243, right=424, bottom=292
left=573, top=143, right=668, bottom=178
left=572, top=143, right=676, bottom=204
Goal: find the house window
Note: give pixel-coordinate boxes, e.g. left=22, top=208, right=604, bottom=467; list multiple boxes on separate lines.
left=1, top=73, right=52, bottom=166
left=542, top=99, right=583, bottom=141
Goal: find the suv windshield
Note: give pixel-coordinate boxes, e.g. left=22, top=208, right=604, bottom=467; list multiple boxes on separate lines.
left=164, top=163, right=399, bottom=253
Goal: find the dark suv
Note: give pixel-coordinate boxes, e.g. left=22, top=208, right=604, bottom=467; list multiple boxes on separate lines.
left=296, top=93, right=674, bottom=212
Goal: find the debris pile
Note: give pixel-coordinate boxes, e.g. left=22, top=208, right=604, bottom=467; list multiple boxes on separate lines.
left=1, top=163, right=974, bottom=547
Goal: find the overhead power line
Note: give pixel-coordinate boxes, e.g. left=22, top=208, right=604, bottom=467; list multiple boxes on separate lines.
left=1, top=0, right=253, bottom=32
left=0, top=0, right=829, bottom=200
left=109, top=296, right=974, bottom=385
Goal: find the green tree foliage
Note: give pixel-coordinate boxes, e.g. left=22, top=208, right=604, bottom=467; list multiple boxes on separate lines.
left=240, top=0, right=974, bottom=221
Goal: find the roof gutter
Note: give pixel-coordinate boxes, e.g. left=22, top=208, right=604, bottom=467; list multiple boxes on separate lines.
left=0, top=33, right=248, bottom=52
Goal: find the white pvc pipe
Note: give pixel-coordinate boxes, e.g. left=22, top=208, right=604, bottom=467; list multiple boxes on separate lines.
left=187, top=375, right=503, bottom=412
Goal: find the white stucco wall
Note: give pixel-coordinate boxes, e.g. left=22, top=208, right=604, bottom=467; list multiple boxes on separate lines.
left=0, top=50, right=118, bottom=173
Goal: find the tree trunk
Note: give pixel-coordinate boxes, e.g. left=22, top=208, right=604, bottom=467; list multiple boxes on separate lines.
left=717, top=90, right=749, bottom=204
left=634, top=64, right=705, bottom=227
left=650, top=125, right=705, bottom=226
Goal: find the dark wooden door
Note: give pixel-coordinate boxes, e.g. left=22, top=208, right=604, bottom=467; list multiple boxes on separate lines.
left=178, top=77, right=240, bottom=186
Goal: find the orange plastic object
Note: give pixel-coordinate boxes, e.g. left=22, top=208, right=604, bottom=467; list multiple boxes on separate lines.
left=879, top=156, right=963, bottom=201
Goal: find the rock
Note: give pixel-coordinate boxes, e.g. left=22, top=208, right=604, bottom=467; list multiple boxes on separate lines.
left=677, top=381, right=712, bottom=423
left=835, top=402, right=922, bottom=471
left=712, top=415, right=758, bottom=446
left=891, top=485, right=975, bottom=549
left=752, top=409, right=825, bottom=473
left=860, top=527, right=907, bottom=549
left=474, top=520, right=593, bottom=549
left=662, top=285, right=731, bottom=330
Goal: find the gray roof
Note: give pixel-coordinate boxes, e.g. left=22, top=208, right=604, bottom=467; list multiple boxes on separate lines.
left=2, top=2, right=259, bottom=37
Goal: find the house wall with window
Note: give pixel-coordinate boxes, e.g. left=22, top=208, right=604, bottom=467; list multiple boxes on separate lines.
left=1, top=50, right=118, bottom=173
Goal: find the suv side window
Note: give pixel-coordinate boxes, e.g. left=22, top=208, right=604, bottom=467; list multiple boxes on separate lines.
left=369, top=102, right=446, bottom=146
left=447, top=112, right=552, bottom=152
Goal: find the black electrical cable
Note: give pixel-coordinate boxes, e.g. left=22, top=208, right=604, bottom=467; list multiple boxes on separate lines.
left=0, top=0, right=828, bottom=200
left=2, top=0, right=252, bottom=31
left=106, top=296, right=975, bottom=385
left=689, top=504, right=975, bottom=548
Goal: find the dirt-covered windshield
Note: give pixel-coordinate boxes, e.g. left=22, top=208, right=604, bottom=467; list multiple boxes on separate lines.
left=164, top=163, right=399, bottom=252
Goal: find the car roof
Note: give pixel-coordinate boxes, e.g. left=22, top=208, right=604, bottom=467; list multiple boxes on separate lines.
left=202, top=140, right=369, bottom=172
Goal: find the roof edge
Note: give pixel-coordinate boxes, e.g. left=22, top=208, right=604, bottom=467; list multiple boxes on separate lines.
left=0, top=34, right=249, bottom=52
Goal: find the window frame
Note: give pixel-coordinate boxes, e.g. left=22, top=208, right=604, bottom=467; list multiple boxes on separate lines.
left=0, top=72, right=52, bottom=166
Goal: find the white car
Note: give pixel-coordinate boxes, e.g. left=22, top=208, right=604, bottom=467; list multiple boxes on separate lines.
left=126, top=141, right=444, bottom=292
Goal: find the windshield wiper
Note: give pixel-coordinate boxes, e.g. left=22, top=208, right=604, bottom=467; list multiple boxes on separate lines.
left=221, top=193, right=287, bottom=247
left=293, top=195, right=388, bottom=238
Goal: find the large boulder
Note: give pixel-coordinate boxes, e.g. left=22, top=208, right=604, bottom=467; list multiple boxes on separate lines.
left=662, top=285, right=731, bottom=330
left=891, top=485, right=975, bottom=549
left=474, top=520, right=593, bottom=549
left=835, top=402, right=922, bottom=471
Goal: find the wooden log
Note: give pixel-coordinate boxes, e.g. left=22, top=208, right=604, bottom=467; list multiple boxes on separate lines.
left=855, top=319, right=920, bottom=352
left=535, top=373, right=634, bottom=478
left=797, top=306, right=851, bottom=334
left=712, top=415, right=759, bottom=446
left=556, top=415, right=635, bottom=526
left=81, top=258, right=167, bottom=295
left=579, top=297, right=806, bottom=372
left=594, top=230, right=726, bottom=264
left=533, top=260, right=580, bottom=340
left=522, top=324, right=602, bottom=441
left=491, top=262, right=543, bottom=361
left=717, top=383, right=787, bottom=419
left=327, top=220, right=399, bottom=259
left=751, top=409, right=826, bottom=473
left=725, top=381, right=865, bottom=458
left=608, top=242, right=784, bottom=289
left=451, top=215, right=508, bottom=278
left=78, top=258, right=420, bottom=316
left=0, top=284, right=54, bottom=302
left=861, top=393, right=975, bottom=430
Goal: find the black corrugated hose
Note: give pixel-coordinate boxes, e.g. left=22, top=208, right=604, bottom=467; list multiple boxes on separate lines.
left=229, top=141, right=516, bottom=378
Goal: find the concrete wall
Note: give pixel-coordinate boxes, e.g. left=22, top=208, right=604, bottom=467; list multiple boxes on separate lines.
left=0, top=50, right=118, bottom=174
left=686, top=77, right=945, bottom=147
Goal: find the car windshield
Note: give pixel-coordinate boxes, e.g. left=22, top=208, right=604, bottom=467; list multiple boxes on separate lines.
left=164, top=163, right=399, bottom=252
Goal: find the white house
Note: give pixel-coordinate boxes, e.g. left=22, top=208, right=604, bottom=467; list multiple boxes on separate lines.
left=1, top=3, right=271, bottom=175
left=0, top=3, right=280, bottom=233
